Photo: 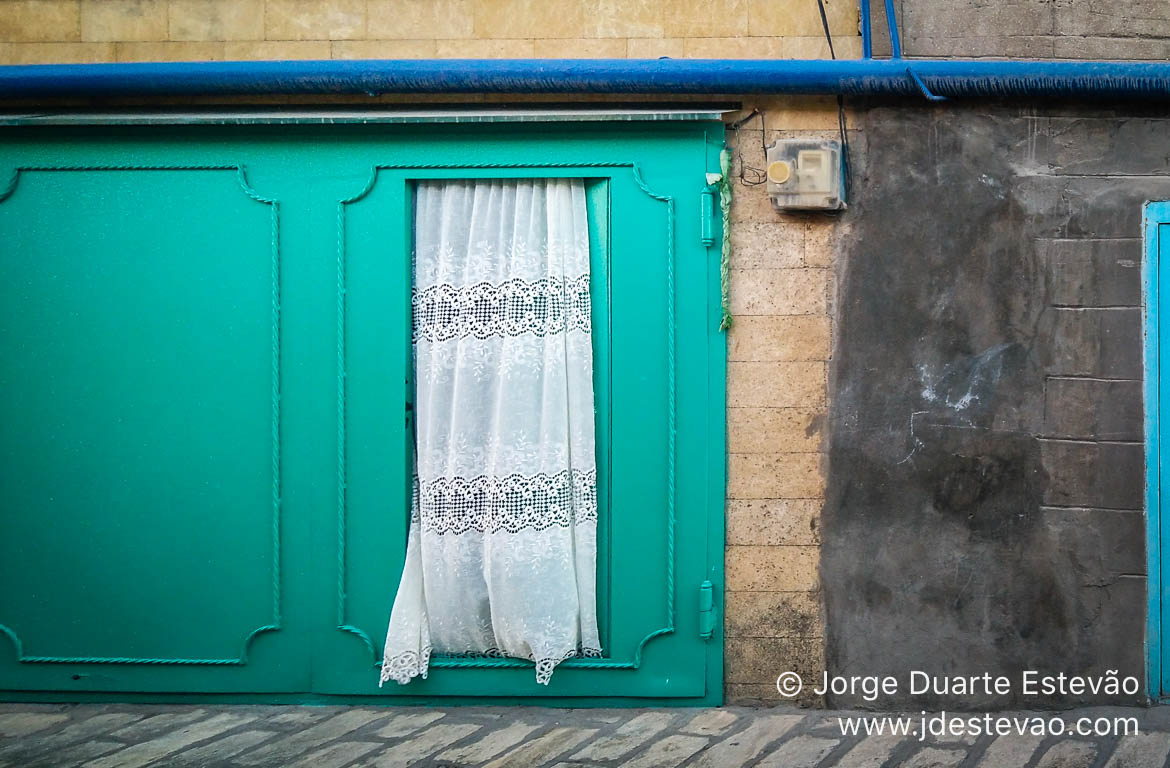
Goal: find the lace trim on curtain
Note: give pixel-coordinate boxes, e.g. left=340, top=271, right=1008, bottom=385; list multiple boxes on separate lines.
left=380, top=647, right=432, bottom=687
left=417, top=469, right=597, bottom=535
left=380, top=645, right=604, bottom=686
left=413, top=275, right=591, bottom=342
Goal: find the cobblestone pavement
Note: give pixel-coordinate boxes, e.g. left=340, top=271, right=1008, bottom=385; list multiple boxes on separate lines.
left=4, top=703, right=1170, bottom=768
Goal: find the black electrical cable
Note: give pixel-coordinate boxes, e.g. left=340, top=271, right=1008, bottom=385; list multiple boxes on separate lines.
left=728, top=108, right=768, bottom=186
left=815, top=0, right=853, bottom=202
left=815, top=0, right=838, bottom=59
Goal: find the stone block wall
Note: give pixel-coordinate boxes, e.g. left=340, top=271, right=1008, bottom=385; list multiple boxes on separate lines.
left=823, top=105, right=1155, bottom=709
left=0, top=0, right=860, bottom=63
left=722, top=98, right=847, bottom=705
left=885, top=0, right=1170, bottom=59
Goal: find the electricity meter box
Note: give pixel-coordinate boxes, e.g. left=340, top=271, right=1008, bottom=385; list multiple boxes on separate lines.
left=765, top=139, right=846, bottom=212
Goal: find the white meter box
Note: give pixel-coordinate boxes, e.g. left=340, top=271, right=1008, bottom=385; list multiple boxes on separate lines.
left=765, top=139, right=845, bottom=211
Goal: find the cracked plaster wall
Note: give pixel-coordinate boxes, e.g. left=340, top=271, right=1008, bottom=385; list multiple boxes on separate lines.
left=823, top=104, right=1157, bottom=709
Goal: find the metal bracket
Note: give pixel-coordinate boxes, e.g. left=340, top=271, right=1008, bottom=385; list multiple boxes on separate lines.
left=700, top=185, right=716, bottom=247
left=907, top=67, right=948, bottom=102
left=698, top=580, right=716, bottom=639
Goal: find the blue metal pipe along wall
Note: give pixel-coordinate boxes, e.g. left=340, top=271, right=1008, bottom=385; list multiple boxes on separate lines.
left=859, top=0, right=873, bottom=59
left=1, top=58, right=1170, bottom=100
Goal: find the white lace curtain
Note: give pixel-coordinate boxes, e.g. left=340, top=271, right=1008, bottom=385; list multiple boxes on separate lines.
left=380, top=177, right=601, bottom=686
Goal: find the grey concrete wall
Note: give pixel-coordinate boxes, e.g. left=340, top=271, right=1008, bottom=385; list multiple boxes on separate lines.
left=884, top=0, right=1170, bottom=59
left=824, top=104, right=1165, bottom=709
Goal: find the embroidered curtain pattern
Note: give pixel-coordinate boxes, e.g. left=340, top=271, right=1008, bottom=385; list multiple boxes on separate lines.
left=381, top=177, right=601, bottom=686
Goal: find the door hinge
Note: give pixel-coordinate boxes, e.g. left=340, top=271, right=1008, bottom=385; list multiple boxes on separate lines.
left=698, top=580, right=716, bottom=639
left=700, top=185, right=716, bottom=247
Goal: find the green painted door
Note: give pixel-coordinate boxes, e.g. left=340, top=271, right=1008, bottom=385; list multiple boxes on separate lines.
left=0, top=121, right=725, bottom=704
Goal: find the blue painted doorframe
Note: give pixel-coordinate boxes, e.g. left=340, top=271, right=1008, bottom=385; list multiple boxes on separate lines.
left=1144, top=201, right=1170, bottom=701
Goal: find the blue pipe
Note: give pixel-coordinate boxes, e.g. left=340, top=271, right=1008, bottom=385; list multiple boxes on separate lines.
left=884, top=0, right=902, bottom=58
left=1, top=58, right=1170, bottom=100
left=860, top=0, right=873, bottom=58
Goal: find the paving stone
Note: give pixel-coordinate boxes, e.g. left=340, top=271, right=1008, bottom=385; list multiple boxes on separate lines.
left=570, top=712, right=675, bottom=761
left=28, top=739, right=123, bottom=767
left=238, top=709, right=389, bottom=765
left=108, top=710, right=209, bottom=742
left=0, top=712, right=142, bottom=762
left=623, top=734, right=710, bottom=768
left=5, top=704, right=1169, bottom=768
left=373, top=711, right=446, bottom=738
left=805, top=716, right=850, bottom=735
left=975, top=734, right=1044, bottom=767
left=0, top=711, right=70, bottom=738
left=483, top=727, right=598, bottom=768
left=681, top=709, right=739, bottom=736
left=900, top=746, right=967, bottom=768
left=832, top=735, right=906, bottom=768
left=289, top=740, right=381, bottom=768
left=464, top=710, right=507, bottom=721
left=367, top=724, right=482, bottom=768
left=267, top=710, right=333, bottom=727
left=84, top=712, right=256, bottom=768
left=1104, top=732, right=1170, bottom=767
left=1034, top=740, right=1097, bottom=768
left=166, top=729, right=277, bottom=767
left=757, top=734, right=839, bottom=767
left=437, top=721, right=540, bottom=763
left=686, top=715, right=803, bottom=768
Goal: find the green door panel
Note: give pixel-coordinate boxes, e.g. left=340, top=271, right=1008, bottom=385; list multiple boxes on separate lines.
left=0, top=166, right=299, bottom=692
left=0, top=122, right=726, bottom=704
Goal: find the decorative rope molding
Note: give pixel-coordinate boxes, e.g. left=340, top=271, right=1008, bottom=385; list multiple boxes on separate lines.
left=432, top=655, right=636, bottom=670
left=628, top=162, right=678, bottom=668
left=339, top=161, right=679, bottom=671
left=717, top=147, right=734, bottom=331
left=334, top=171, right=379, bottom=663
left=236, top=165, right=284, bottom=646
left=0, top=163, right=241, bottom=203
left=0, top=168, right=19, bottom=202
left=0, top=163, right=282, bottom=666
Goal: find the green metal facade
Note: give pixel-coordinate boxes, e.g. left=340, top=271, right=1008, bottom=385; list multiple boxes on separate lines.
left=0, top=120, right=726, bottom=705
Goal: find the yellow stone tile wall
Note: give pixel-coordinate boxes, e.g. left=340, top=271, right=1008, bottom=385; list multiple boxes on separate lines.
left=0, top=0, right=859, bottom=63
left=722, top=97, right=843, bottom=706
left=0, top=2, right=855, bottom=707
